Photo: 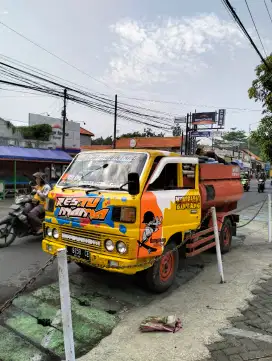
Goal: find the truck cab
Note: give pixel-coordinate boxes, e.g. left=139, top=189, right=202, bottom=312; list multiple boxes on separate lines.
left=42, top=149, right=241, bottom=292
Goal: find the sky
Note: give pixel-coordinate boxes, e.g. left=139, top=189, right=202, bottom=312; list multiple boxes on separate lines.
left=0, top=0, right=271, bottom=139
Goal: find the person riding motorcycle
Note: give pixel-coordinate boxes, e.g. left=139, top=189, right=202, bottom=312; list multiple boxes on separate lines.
left=24, top=172, right=51, bottom=235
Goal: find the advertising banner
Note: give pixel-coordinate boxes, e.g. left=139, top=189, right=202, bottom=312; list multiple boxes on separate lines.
left=191, top=131, right=211, bottom=137
left=192, top=112, right=216, bottom=125
left=218, top=109, right=226, bottom=127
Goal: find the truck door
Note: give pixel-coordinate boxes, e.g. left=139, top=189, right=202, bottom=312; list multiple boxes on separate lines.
left=138, top=157, right=201, bottom=258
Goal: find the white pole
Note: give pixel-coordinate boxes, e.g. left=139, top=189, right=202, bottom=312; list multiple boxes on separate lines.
left=268, top=194, right=272, bottom=243
left=211, top=207, right=225, bottom=283
left=57, top=248, right=75, bottom=361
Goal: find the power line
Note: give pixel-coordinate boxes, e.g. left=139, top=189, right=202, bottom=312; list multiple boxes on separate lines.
left=264, top=0, right=272, bottom=26
left=0, top=20, right=114, bottom=91
left=119, top=95, right=262, bottom=112
left=221, top=0, right=271, bottom=70
left=244, top=0, right=268, bottom=57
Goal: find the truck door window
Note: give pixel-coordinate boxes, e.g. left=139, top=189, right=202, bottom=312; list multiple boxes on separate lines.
left=148, top=163, right=178, bottom=191
left=182, top=164, right=196, bottom=189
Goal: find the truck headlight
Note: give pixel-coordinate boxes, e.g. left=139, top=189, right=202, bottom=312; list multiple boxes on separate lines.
left=105, top=239, right=114, bottom=252
left=116, top=241, right=127, bottom=254
left=46, top=227, right=52, bottom=237
left=52, top=228, right=59, bottom=239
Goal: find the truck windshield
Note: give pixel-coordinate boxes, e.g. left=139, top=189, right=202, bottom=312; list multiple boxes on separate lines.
left=58, top=151, right=147, bottom=190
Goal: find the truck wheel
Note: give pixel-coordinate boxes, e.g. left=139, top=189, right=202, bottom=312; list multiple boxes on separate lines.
left=220, top=218, right=232, bottom=254
left=144, top=242, right=179, bottom=293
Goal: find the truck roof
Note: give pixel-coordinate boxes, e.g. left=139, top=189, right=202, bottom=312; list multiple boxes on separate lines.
left=81, top=148, right=182, bottom=158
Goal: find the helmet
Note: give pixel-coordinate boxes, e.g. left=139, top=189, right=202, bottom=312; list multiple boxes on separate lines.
left=33, top=172, right=46, bottom=182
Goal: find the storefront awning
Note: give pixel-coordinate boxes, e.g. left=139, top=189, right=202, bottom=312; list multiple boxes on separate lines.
left=0, top=146, right=72, bottom=162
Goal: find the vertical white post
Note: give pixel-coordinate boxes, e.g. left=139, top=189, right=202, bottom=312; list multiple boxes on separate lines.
left=211, top=207, right=225, bottom=284
left=57, top=248, right=75, bottom=361
left=268, top=194, right=272, bottom=243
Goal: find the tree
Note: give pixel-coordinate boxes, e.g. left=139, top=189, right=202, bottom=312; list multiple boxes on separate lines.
left=91, top=128, right=165, bottom=144
left=172, top=125, right=182, bottom=136
left=221, top=128, right=247, bottom=144
left=92, top=136, right=113, bottom=145
left=248, top=56, right=272, bottom=160
left=250, top=116, right=272, bottom=161
left=213, top=128, right=248, bottom=148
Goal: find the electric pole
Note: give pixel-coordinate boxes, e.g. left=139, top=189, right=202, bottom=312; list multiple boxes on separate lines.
left=113, top=94, right=117, bottom=149
left=62, top=88, right=67, bottom=150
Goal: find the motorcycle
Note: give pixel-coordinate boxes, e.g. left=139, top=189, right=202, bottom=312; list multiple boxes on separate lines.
left=258, top=179, right=265, bottom=193
left=0, top=191, right=44, bottom=248
left=241, top=178, right=250, bottom=192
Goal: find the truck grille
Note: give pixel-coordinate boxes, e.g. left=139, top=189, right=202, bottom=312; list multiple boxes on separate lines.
left=59, top=226, right=103, bottom=250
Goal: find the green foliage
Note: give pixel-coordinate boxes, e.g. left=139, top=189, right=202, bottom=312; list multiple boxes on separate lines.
left=248, top=55, right=272, bottom=113
left=248, top=56, right=272, bottom=161
left=17, top=124, right=52, bottom=141
left=119, top=128, right=164, bottom=138
left=172, top=125, right=182, bottom=136
left=221, top=128, right=247, bottom=143
left=92, top=136, right=113, bottom=145
left=92, top=128, right=165, bottom=144
left=251, top=116, right=272, bottom=161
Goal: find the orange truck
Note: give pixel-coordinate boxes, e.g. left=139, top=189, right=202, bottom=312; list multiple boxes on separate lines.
left=42, top=150, right=243, bottom=292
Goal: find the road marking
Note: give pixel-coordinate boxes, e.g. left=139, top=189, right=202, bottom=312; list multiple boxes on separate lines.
left=31, top=309, right=62, bottom=361
left=220, top=327, right=272, bottom=343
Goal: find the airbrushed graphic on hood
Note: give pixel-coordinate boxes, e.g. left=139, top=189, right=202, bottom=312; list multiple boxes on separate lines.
left=53, top=193, right=116, bottom=228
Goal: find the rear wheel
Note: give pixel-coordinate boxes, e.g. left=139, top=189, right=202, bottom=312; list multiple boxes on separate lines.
left=220, top=218, right=232, bottom=254
left=0, top=222, right=16, bottom=248
left=142, top=242, right=179, bottom=293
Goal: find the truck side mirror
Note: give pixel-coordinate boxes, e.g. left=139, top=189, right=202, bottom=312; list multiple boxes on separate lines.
left=128, top=172, right=140, bottom=195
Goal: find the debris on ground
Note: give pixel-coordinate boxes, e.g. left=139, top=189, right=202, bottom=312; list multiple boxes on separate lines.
left=139, top=315, right=182, bottom=333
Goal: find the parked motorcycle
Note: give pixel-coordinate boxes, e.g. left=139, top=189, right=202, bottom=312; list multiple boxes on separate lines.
left=241, top=178, right=250, bottom=192
left=0, top=191, right=44, bottom=248
left=258, top=179, right=265, bottom=193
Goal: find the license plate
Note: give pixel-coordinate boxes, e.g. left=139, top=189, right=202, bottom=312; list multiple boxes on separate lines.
left=66, top=246, right=90, bottom=261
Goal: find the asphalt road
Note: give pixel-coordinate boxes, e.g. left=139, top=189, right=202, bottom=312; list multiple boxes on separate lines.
left=0, top=179, right=270, bottom=306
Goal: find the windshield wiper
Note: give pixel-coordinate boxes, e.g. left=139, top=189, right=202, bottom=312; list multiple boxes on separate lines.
left=62, top=184, right=101, bottom=191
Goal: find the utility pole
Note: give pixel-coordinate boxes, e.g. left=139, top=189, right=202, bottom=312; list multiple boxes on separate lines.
left=113, top=94, right=117, bottom=149
left=185, top=113, right=189, bottom=155
left=62, top=88, right=67, bottom=150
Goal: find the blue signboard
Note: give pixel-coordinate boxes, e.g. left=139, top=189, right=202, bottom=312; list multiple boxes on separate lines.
left=191, top=131, right=211, bottom=138
left=265, top=162, right=271, bottom=171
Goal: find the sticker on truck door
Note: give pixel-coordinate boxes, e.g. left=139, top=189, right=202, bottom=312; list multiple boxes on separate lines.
left=138, top=212, right=164, bottom=254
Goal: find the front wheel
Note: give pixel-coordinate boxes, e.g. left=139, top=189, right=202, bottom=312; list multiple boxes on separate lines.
left=142, top=242, right=179, bottom=293
left=0, top=222, right=16, bottom=248
left=220, top=218, right=232, bottom=254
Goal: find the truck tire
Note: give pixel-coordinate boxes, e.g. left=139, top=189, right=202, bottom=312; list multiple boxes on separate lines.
left=220, top=218, right=232, bottom=254
left=144, top=242, right=179, bottom=293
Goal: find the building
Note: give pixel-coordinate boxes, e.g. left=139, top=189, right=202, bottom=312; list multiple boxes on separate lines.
left=0, top=117, right=94, bottom=151
left=81, top=136, right=183, bottom=152
left=80, top=127, right=94, bottom=146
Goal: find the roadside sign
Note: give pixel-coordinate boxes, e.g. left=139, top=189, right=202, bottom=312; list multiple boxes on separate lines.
left=192, top=112, right=216, bottom=125
left=218, top=109, right=226, bottom=127
left=174, top=116, right=186, bottom=124
left=191, top=131, right=211, bottom=137
left=265, top=162, right=271, bottom=171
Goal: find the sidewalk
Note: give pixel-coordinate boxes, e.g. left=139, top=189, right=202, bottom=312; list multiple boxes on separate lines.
left=79, top=201, right=272, bottom=361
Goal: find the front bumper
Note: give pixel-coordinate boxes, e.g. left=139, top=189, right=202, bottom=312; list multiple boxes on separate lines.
left=42, top=239, right=152, bottom=275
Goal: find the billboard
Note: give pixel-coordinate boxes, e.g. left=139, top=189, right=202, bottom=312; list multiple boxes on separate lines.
left=29, top=113, right=80, bottom=150
left=218, top=109, right=226, bottom=127
left=191, top=131, right=211, bottom=137
left=192, top=112, right=216, bottom=125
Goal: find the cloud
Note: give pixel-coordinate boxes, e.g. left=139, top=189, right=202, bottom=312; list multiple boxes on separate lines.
left=104, top=13, right=246, bottom=85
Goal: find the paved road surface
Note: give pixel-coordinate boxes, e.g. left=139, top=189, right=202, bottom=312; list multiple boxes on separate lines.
left=0, top=179, right=269, bottom=306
